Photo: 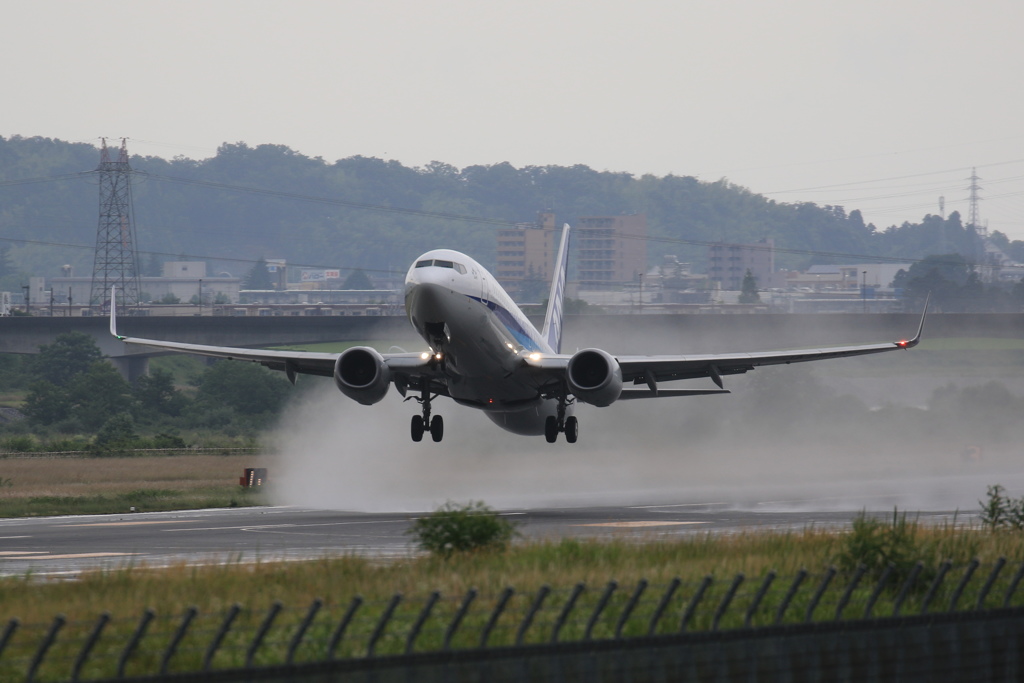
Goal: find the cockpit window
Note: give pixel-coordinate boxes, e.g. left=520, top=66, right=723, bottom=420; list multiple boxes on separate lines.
left=415, top=259, right=466, bottom=273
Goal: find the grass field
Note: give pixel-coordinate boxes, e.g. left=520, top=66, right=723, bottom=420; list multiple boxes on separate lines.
left=2, top=525, right=1024, bottom=681
left=0, top=454, right=272, bottom=517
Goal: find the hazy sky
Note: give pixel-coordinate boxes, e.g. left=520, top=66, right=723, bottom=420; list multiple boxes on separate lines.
left=5, top=0, right=1024, bottom=239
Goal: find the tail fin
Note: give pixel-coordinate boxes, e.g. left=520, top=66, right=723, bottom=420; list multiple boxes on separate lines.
left=541, top=223, right=571, bottom=354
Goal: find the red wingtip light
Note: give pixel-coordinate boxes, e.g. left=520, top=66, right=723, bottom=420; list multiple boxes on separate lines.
left=897, top=340, right=908, bottom=347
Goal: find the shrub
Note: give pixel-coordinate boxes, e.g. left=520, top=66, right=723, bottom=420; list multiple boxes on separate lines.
left=408, top=501, right=518, bottom=558
left=834, top=508, right=921, bottom=581
left=980, top=484, right=1024, bottom=531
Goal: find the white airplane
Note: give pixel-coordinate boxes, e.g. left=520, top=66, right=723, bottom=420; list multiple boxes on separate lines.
left=110, top=224, right=925, bottom=444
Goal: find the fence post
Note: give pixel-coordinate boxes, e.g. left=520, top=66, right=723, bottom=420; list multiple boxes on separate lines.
left=481, top=587, right=516, bottom=648
left=892, top=562, right=923, bottom=616
left=615, top=579, right=648, bottom=638
left=648, top=578, right=681, bottom=636
left=160, top=606, right=198, bottom=675
left=713, top=574, right=744, bottom=630
left=442, top=589, right=476, bottom=651
left=863, top=564, right=894, bottom=618
left=1002, top=560, right=1024, bottom=608
left=805, top=567, right=836, bottom=622
left=920, top=561, right=952, bottom=614
left=287, top=599, right=323, bottom=664
left=680, top=576, right=713, bottom=632
left=26, top=614, right=65, bottom=683
left=202, top=604, right=241, bottom=672
left=0, top=618, right=19, bottom=664
left=117, top=608, right=155, bottom=678
left=367, top=594, right=403, bottom=657
left=71, top=612, right=111, bottom=682
left=405, top=592, right=441, bottom=654
left=835, top=565, right=867, bottom=620
left=245, top=602, right=283, bottom=667
left=326, top=596, right=363, bottom=660
left=949, top=559, right=980, bottom=612
left=515, top=585, right=551, bottom=645
left=550, top=584, right=584, bottom=644
left=745, top=572, right=776, bottom=627
left=975, top=557, right=1006, bottom=610
left=775, top=570, right=807, bottom=624
left=584, top=581, right=618, bottom=641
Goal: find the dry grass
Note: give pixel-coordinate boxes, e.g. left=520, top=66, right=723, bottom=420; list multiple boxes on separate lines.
left=0, top=454, right=273, bottom=516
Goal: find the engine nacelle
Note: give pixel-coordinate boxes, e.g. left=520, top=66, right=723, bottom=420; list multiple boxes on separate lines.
left=334, top=346, right=391, bottom=405
left=566, top=348, right=623, bottom=407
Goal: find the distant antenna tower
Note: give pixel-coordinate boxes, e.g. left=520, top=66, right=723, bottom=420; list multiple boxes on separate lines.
left=967, top=167, right=985, bottom=237
left=89, top=138, right=141, bottom=310
left=938, top=196, right=945, bottom=219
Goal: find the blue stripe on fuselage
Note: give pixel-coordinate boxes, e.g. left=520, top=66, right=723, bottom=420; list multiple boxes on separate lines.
left=466, top=295, right=544, bottom=352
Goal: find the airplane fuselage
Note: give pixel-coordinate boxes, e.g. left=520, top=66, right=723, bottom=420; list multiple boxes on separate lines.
left=404, top=249, right=566, bottom=435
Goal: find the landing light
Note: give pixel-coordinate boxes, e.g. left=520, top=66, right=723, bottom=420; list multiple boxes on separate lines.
left=528, top=352, right=542, bottom=361
left=435, top=352, right=443, bottom=360
left=420, top=352, right=430, bottom=360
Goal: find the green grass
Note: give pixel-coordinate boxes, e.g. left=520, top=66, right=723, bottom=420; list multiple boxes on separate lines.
left=2, top=528, right=1024, bottom=680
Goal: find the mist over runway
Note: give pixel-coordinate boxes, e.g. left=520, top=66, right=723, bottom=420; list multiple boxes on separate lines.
left=271, top=310, right=1024, bottom=515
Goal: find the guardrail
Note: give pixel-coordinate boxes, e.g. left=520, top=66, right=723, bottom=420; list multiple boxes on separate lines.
left=1, top=558, right=1023, bottom=681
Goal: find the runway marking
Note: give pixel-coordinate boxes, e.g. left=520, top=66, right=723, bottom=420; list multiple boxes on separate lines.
left=62, top=520, right=199, bottom=527
left=164, top=520, right=407, bottom=532
left=7, top=553, right=137, bottom=560
left=628, top=503, right=729, bottom=509
left=0, top=551, right=46, bottom=556
left=576, top=521, right=708, bottom=528
left=0, top=536, right=31, bottom=540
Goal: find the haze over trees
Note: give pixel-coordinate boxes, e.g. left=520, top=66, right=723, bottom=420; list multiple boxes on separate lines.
left=3, top=134, right=1021, bottom=295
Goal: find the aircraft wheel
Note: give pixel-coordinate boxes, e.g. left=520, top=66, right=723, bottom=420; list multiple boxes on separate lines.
left=411, top=415, right=425, bottom=442
left=564, top=416, right=578, bottom=443
left=544, top=416, right=558, bottom=443
left=430, top=414, right=444, bottom=442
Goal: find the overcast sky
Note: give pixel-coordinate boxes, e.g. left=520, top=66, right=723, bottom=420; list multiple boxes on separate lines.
left=5, top=0, right=1024, bottom=240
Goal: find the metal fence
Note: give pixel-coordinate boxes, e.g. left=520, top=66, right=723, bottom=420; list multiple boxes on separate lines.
left=2, top=558, right=1023, bottom=682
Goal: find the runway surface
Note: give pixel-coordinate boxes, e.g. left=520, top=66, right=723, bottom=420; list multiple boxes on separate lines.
left=0, top=503, right=965, bottom=578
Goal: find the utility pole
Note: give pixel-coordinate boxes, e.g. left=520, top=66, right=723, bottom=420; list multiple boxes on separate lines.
left=89, top=138, right=142, bottom=312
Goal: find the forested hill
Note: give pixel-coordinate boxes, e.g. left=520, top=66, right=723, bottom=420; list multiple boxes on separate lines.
left=0, top=135, right=996, bottom=287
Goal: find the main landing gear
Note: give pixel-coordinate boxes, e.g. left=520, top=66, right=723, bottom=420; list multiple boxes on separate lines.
left=544, top=395, right=578, bottom=444
left=410, top=388, right=443, bottom=443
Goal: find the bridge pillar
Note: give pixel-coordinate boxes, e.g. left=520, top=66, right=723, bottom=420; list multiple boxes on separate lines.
left=110, top=355, right=149, bottom=383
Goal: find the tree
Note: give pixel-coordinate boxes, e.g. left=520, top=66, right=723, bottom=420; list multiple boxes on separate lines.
left=243, top=257, right=274, bottom=290
left=68, top=361, right=134, bottom=430
left=194, top=361, right=290, bottom=415
left=738, top=269, right=761, bottom=304
left=133, top=368, right=187, bottom=417
left=341, top=268, right=373, bottom=290
left=30, top=332, right=103, bottom=387
left=22, top=380, right=71, bottom=425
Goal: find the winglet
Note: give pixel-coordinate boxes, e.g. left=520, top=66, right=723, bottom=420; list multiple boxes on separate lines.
left=109, top=286, right=125, bottom=340
left=541, top=223, right=571, bottom=354
left=898, top=292, right=929, bottom=349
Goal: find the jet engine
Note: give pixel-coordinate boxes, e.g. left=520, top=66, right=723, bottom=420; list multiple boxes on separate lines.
left=566, top=348, right=623, bottom=406
left=334, top=346, right=391, bottom=405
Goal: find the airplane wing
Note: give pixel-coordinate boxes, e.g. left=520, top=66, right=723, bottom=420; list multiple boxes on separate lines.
left=109, top=288, right=435, bottom=387
left=526, top=300, right=928, bottom=397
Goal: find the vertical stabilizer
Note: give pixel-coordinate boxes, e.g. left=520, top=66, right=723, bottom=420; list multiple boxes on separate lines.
left=541, top=224, right=571, bottom=354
